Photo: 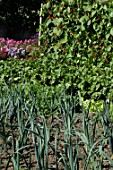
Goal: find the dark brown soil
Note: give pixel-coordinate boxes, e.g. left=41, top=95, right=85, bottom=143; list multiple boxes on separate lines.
left=0, top=113, right=113, bottom=170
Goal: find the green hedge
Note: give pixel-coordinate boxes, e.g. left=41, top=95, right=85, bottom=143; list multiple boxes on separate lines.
left=0, top=58, right=113, bottom=101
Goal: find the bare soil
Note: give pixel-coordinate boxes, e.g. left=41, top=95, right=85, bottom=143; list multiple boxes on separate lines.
left=0, top=113, right=113, bottom=170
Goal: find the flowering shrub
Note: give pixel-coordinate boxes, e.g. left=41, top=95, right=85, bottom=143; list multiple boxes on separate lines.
left=34, top=0, right=113, bottom=100
left=0, top=33, right=38, bottom=60
left=38, top=1, right=113, bottom=66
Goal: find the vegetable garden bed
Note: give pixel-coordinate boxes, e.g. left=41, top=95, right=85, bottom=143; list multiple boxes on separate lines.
left=1, top=92, right=113, bottom=169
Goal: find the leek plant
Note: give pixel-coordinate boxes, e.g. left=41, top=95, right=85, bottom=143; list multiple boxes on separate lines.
left=57, top=90, right=79, bottom=169
left=1, top=84, right=113, bottom=169
left=100, top=100, right=113, bottom=163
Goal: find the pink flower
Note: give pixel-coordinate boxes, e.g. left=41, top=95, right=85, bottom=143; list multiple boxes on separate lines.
left=21, top=58, right=24, bottom=60
left=24, top=39, right=28, bottom=43
left=7, top=39, right=14, bottom=44
left=2, top=46, right=8, bottom=52
left=16, top=41, right=21, bottom=45
left=14, top=55, right=18, bottom=58
left=3, top=52, right=7, bottom=57
left=0, top=38, right=6, bottom=43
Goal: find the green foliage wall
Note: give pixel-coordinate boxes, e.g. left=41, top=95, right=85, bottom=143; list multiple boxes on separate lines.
left=40, top=0, right=113, bottom=62
left=35, top=0, right=113, bottom=100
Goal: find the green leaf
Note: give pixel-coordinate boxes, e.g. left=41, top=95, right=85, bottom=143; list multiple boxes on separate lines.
left=93, top=23, right=97, bottom=30
left=53, top=18, right=63, bottom=26
left=87, top=20, right=91, bottom=26
left=110, top=28, right=113, bottom=36
left=110, top=11, right=113, bottom=17
left=107, top=46, right=111, bottom=51
left=59, top=35, right=68, bottom=44
left=67, top=6, right=70, bottom=13
left=84, top=5, right=92, bottom=12
left=46, top=20, right=52, bottom=27
left=53, top=27, right=62, bottom=36
left=91, top=84, right=96, bottom=91
left=79, top=15, right=89, bottom=23
left=106, top=33, right=110, bottom=39
left=44, top=1, right=50, bottom=9
left=99, top=0, right=111, bottom=4
left=80, top=25, right=85, bottom=31
left=66, top=0, right=74, bottom=5
left=96, top=84, right=100, bottom=91
left=91, top=10, right=96, bottom=17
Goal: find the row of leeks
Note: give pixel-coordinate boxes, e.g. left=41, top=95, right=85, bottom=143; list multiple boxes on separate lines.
left=0, top=84, right=113, bottom=170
